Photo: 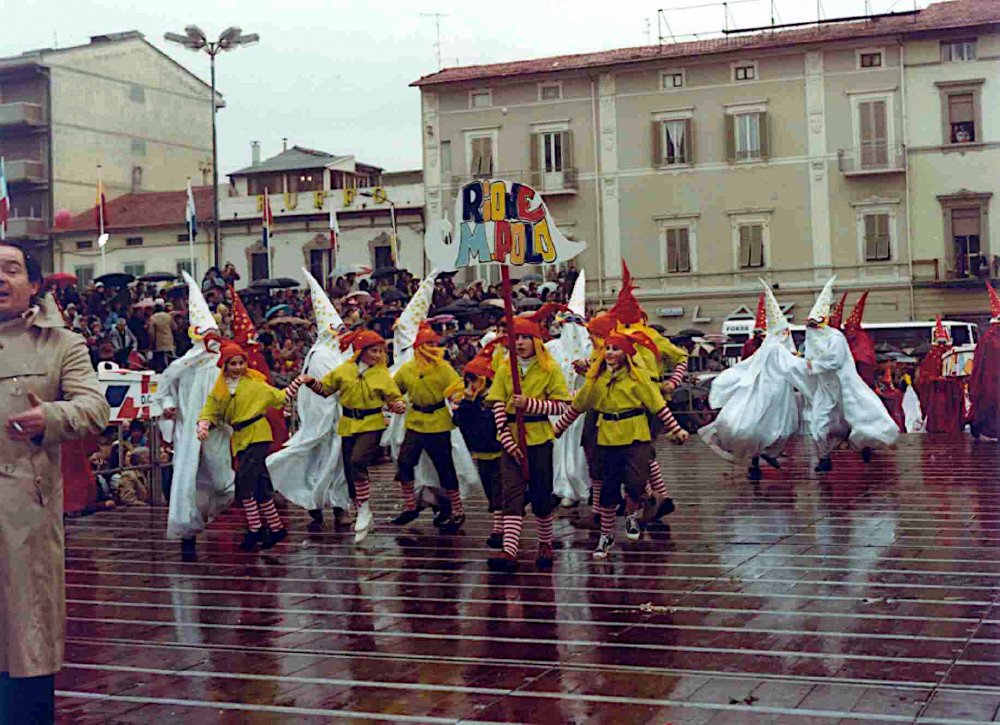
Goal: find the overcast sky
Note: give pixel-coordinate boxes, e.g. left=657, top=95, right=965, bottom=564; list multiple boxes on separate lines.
left=4, top=0, right=926, bottom=176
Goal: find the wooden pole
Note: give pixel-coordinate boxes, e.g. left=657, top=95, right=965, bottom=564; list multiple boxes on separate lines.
left=500, top=264, right=529, bottom=479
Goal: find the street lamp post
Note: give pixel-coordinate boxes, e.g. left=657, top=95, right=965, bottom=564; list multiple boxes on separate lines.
left=164, top=25, right=258, bottom=271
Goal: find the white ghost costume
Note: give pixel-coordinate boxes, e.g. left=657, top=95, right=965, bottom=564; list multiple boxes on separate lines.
left=800, top=277, right=900, bottom=456
left=545, top=271, right=592, bottom=503
left=381, top=271, right=479, bottom=503
left=699, top=281, right=805, bottom=462
left=267, top=269, right=351, bottom=512
left=156, top=272, right=234, bottom=540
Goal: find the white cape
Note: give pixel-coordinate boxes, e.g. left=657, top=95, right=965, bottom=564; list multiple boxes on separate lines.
left=546, top=323, right=592, bottom=502
left=802, top=327, right=900, bottom=451
left=267, top=342, right=351, bottom=511
left=156, top=344, right=235, bottom=540
left=699, top=336, right=803, bottom=461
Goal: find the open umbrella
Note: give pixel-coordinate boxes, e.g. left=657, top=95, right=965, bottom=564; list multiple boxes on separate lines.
left=370, top=266, right=398, bottom=280
left=330, top=264, right=371, bottom=277
left=346, top=290, right=373, bottom=303
left=520, top=273, right=543, bottom=283
left=236, top=286, right=270, bottom=298
left=677, top=328, right=705, bottom=337
left=45, top=272, right=77, bottom=287
left=131, top=298, right=156, bottom=310
left=251, top=277, right=299, bottom=289
left=95, top=272, right=135, bottom=288
left=265, top=304, right=291, bottom=319
left=267, top=316, right=309, bottom=326
left=911, top=342, right=932, bottom=357
left=381, top=288, right=408, bottom=302
left=434, top=303, right=482, bottom=317
left=139, top=272, right=177, bottom=283
left=515, top=297, right=543, bottom=310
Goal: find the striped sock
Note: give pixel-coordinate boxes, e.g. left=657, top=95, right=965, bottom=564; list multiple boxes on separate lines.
left=259, top=499, right=284, bottom=531
left=446, top=488, right=465, bottom=517
left=536, top=513, right=554, bottom=546
left=649, top=459, right=670, bottom=497
left=399, top=481, right=417, bottom=511
left=354, top=478, right=371, bottom=506
left=600, top=506, right=616, bottom=536
left=502, top=515, right=523, bottom=558
left=242, top=498, right=262, bottom=532
left=491, top=511, right=502, bottom=534
left=592, top=479, right=603, bottom=508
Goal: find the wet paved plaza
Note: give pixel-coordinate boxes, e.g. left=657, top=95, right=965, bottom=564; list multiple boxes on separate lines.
left=56, top=435, right=1000, bottom=724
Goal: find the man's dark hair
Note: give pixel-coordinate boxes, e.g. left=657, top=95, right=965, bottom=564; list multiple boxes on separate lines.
left=154, top=304, right=165, bottom=313
left=0, top=240, right=43, bottom=284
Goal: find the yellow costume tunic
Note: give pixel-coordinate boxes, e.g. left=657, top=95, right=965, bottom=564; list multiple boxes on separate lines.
left=319, top=360, right=402, bottom=436
left=198, top=376, right=286, bottom=455
left=394, top=359, right=461, bottom=434
left=486, top=359, right=571, bottom=446
left=571, top=366, right=667, bottom=446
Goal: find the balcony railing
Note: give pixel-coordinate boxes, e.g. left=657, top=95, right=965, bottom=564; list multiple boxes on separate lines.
left=4, top=159, right=46, bottom=184
left=5, top=217, right=47, bottom=239
left=0, top=102, right=44, bottom=129
left=450, top=167, right=579, bottom=197
left=837, top=144, right=906, bottom=175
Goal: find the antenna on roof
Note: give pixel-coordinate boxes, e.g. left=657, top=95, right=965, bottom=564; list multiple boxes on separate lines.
left=420, top=13, right=448, bottom=71
left=656, top=9, right=676, bottom=48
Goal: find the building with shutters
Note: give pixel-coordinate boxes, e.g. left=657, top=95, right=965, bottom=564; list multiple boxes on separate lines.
left=0, top=31, right=217, bottom=270
left=412, top=0, right=1000, bottom=330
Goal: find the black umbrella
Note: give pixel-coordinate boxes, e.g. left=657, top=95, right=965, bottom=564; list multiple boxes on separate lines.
left=236, top=286, right=271, bottom=298
left=435, top=303, right=483, bottom=317
left=370, top=266, right=399, bottom=280
left=677, top=328, right=705, bottom=337
left=251, top=277, right=299, bottom=289
left=381, top=288, right=408, bottom=302
left=94, top=272, right=135, bottom=288
left=139, top=272, right=177, bottom=283
left=515, top=297, right=543, bottom=310
left=165, top=285, right=188, bottom=298
left=912, top=342, right=932, bottom=357
left=520, top=273, right=543, bottom=283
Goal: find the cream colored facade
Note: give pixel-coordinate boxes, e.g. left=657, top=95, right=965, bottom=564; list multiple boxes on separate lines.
left=417, top=7, right=1000, bottom=331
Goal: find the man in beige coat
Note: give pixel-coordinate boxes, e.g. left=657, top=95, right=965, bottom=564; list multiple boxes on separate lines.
left=0, top=242, right=110, bottom=724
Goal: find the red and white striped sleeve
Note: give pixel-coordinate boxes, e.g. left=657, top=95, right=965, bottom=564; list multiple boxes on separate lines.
left=554, top=406, right=581, bottom=436
left=492, top=401, right=521, bottom=458
left=667, top=360, right=688, bottom=388
left=656, top=405, right=684, bottom=437
left=523, top=397, right=570, bottom=416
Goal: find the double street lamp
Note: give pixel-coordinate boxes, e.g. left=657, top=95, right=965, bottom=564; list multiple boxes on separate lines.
left=165, top=25, right=259, bottom=271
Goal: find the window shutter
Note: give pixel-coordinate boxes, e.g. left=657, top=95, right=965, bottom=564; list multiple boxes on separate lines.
left=684, top=119, right=694, bottom=164
left=878, top=215, right=891, bottom=259
left=752, top=225, right=764, bottom=266
left=952, top=208, right=981, bottom=236
left=529, top=133, right=540, bottom=185
left=864, top=215, right=877, bottom=260
left=757, top=113, right=769, bottom=159
left=678, top=228, right=691, bottom=272
left=665, top=229, right=678, bottom=272
left=561, top=130, right=573, bottom=172
left=725, top=115, right=736, bottom=162
left=739, top=225, right=749, bottom=267
left=949, top=93, right=974, bottom=123
left=652, top=121, right=663, bottom=167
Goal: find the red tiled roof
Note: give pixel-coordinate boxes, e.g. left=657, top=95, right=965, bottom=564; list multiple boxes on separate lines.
left=55, top=186, right=217, bottom=233
left=411, top=0, right=1000, bottom=87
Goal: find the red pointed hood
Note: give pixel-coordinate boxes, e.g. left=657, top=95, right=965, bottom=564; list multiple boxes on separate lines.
left=752, top=294, right=766, bottom=331
left=829, top=292, right=848, bottom=330
left=988, top=283, right=1000, bottom=323
left=609, top=259, right=645, bottom=326
left=844, top=291, right=869, bottom=331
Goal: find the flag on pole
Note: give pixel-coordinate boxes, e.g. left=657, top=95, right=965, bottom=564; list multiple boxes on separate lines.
left=0, top=157, right=10, bottom=238
left=185, top=179, right=197, bottom=239
left=261, top=188, right=273, bottom=248
left=94, top=169, right=108, bottom=231
left=328, top=207, right=339, bottom=252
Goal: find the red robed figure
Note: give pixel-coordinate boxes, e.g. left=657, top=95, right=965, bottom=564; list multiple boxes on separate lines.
left=915, top=328, right=966, bottom=434
left=969, top=285, right=1000, bottom=438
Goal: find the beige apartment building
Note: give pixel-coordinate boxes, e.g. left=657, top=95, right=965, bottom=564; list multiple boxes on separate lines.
left=413, top=0, right=1000, bottom=331
left=0, top=31, right=216, bottom=268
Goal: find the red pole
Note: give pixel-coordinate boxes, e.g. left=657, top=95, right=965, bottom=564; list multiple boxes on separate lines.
left=500, top=264, right=529, bottom=480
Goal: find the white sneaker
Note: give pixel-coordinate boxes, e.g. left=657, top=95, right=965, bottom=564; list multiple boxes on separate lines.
left=593, top=533, right=614, bottom=560
left=354, top=502, right=373, bottom=543
left=625, top=513, right=641, bottom=542
left=560, top=497, right=578, bottom=509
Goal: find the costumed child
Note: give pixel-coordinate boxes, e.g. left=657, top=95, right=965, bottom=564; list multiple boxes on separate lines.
left=452, top=346, right=504, bottom=548
left=197, top=341, right=289, bottom=551
left=915, top=315, right=967, bottom=433
left=389, top=321, right=466, bottom=531
left=969, top=284, right=1000, bottom=440
left=289, top=329, right=406, bottom=543
left=485, top=314, right=571, bottom=573
left=555, top=327, right=688, bottom=559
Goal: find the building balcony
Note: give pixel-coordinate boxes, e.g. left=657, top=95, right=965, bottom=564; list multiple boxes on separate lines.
left=5, top=217, right=48, bottom=239
left=3, top=159, right=46, bottom=185
left=837, top=145, right=906, bottom=176
left=450, top=168, right=579, bottom=198
left=0, top=102, right=45, bottom=130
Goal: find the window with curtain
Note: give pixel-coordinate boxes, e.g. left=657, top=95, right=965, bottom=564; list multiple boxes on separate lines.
left=469, top=136, right=494, bottom=177
left=251, top=252, right=269, bottom=281
left=738, top=224, right=765, bottom=268
left=662, top=120, right=689, bottom=164
left=123, top=263, right=145, bottom=278
left=663, top=227, right=691, bottom=273
left=176, top=259, right=198, bottom=279
left=952, top=207, right=982, bottom=278
left=734, top=113, right=761, bottom=160
left=863, top=213, right=891, bottom=261
left=948, top=93, right=976, bottom=143
left=941, top=40, right=976, bottom=62
left=75, top=266, right=94, bottom=287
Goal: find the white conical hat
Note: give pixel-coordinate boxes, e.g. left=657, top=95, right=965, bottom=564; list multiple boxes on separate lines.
left=394, top=269, right=439, bottom=351
left=807, top=275, right=837, bottom=323
left=759, top=279, right=787, bottom=333
left=183, top=271, right=218, bottom=339
left=301, top=267, right=344, bottom=339
left=568, top=269, right=586, bottom=317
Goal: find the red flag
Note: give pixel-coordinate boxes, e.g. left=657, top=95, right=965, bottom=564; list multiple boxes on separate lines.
left=261, top=188, right=273, bottom=248
left=94, top=174, right=108, bottom=230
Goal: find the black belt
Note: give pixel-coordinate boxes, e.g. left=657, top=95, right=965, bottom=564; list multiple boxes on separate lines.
left=600, top=408, right=645, bottom=422
left=411, top=400, right=446, bottom=414
left=231, top=413, right=265, bottom=432
left=343, top=406, right=382, bottom=420
left=518, top=414, right=548, bottom=423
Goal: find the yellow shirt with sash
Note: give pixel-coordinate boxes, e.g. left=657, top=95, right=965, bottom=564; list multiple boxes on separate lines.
left=571, top=365, right=667, bottom=446
left=394, top=359, right=461, bottom=434
left=320, top=360, right=402, bottom=437
left=486, top=358, right=571, bottom=447
left=198, top=376, right=286, bottom=455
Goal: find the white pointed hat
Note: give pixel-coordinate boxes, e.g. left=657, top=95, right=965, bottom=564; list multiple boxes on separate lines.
left=568, top=269, right=587, bottom=318
left=301, top=267, right=344, bottom=339
left=807, top=275, right=837, bottom=324
left=759, top=279, right=788, bottom=333
left=394, top=269, right=439, bottom=351
left=182, top=271, right=218, bottom=339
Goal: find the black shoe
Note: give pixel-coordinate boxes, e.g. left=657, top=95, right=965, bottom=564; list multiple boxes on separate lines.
left=389, top=509, right=420, bottom=526
left=747, top=465, right=762, bottom=481
left=814, top=457, right=832, bottom=473
left=432, top=506, right=452, bottom=527
left=180, top=538, right=197, bottom=562
left=308, top=509, right=324, bottom=524
left=487, top=552, right=518, bottom=573
left=439, top=513, right=466, bottom=532
left=261, top=528, right=288, bottom=550
left=487, top=532, right=503, bottom=549
left=239, top=530, right=262, bottom=551
left=861, top=448, right=873, bottom=464
left=333, top=507, right=351, bottom=527
left=655, top=497, right=675, bottom=519
left=761, top=454, right=782, bottom=470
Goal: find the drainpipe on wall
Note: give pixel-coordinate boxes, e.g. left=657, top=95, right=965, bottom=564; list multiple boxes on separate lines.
left=899, top=37, right=917, bottom=321
left=590, top=76, right=604, bottom=307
